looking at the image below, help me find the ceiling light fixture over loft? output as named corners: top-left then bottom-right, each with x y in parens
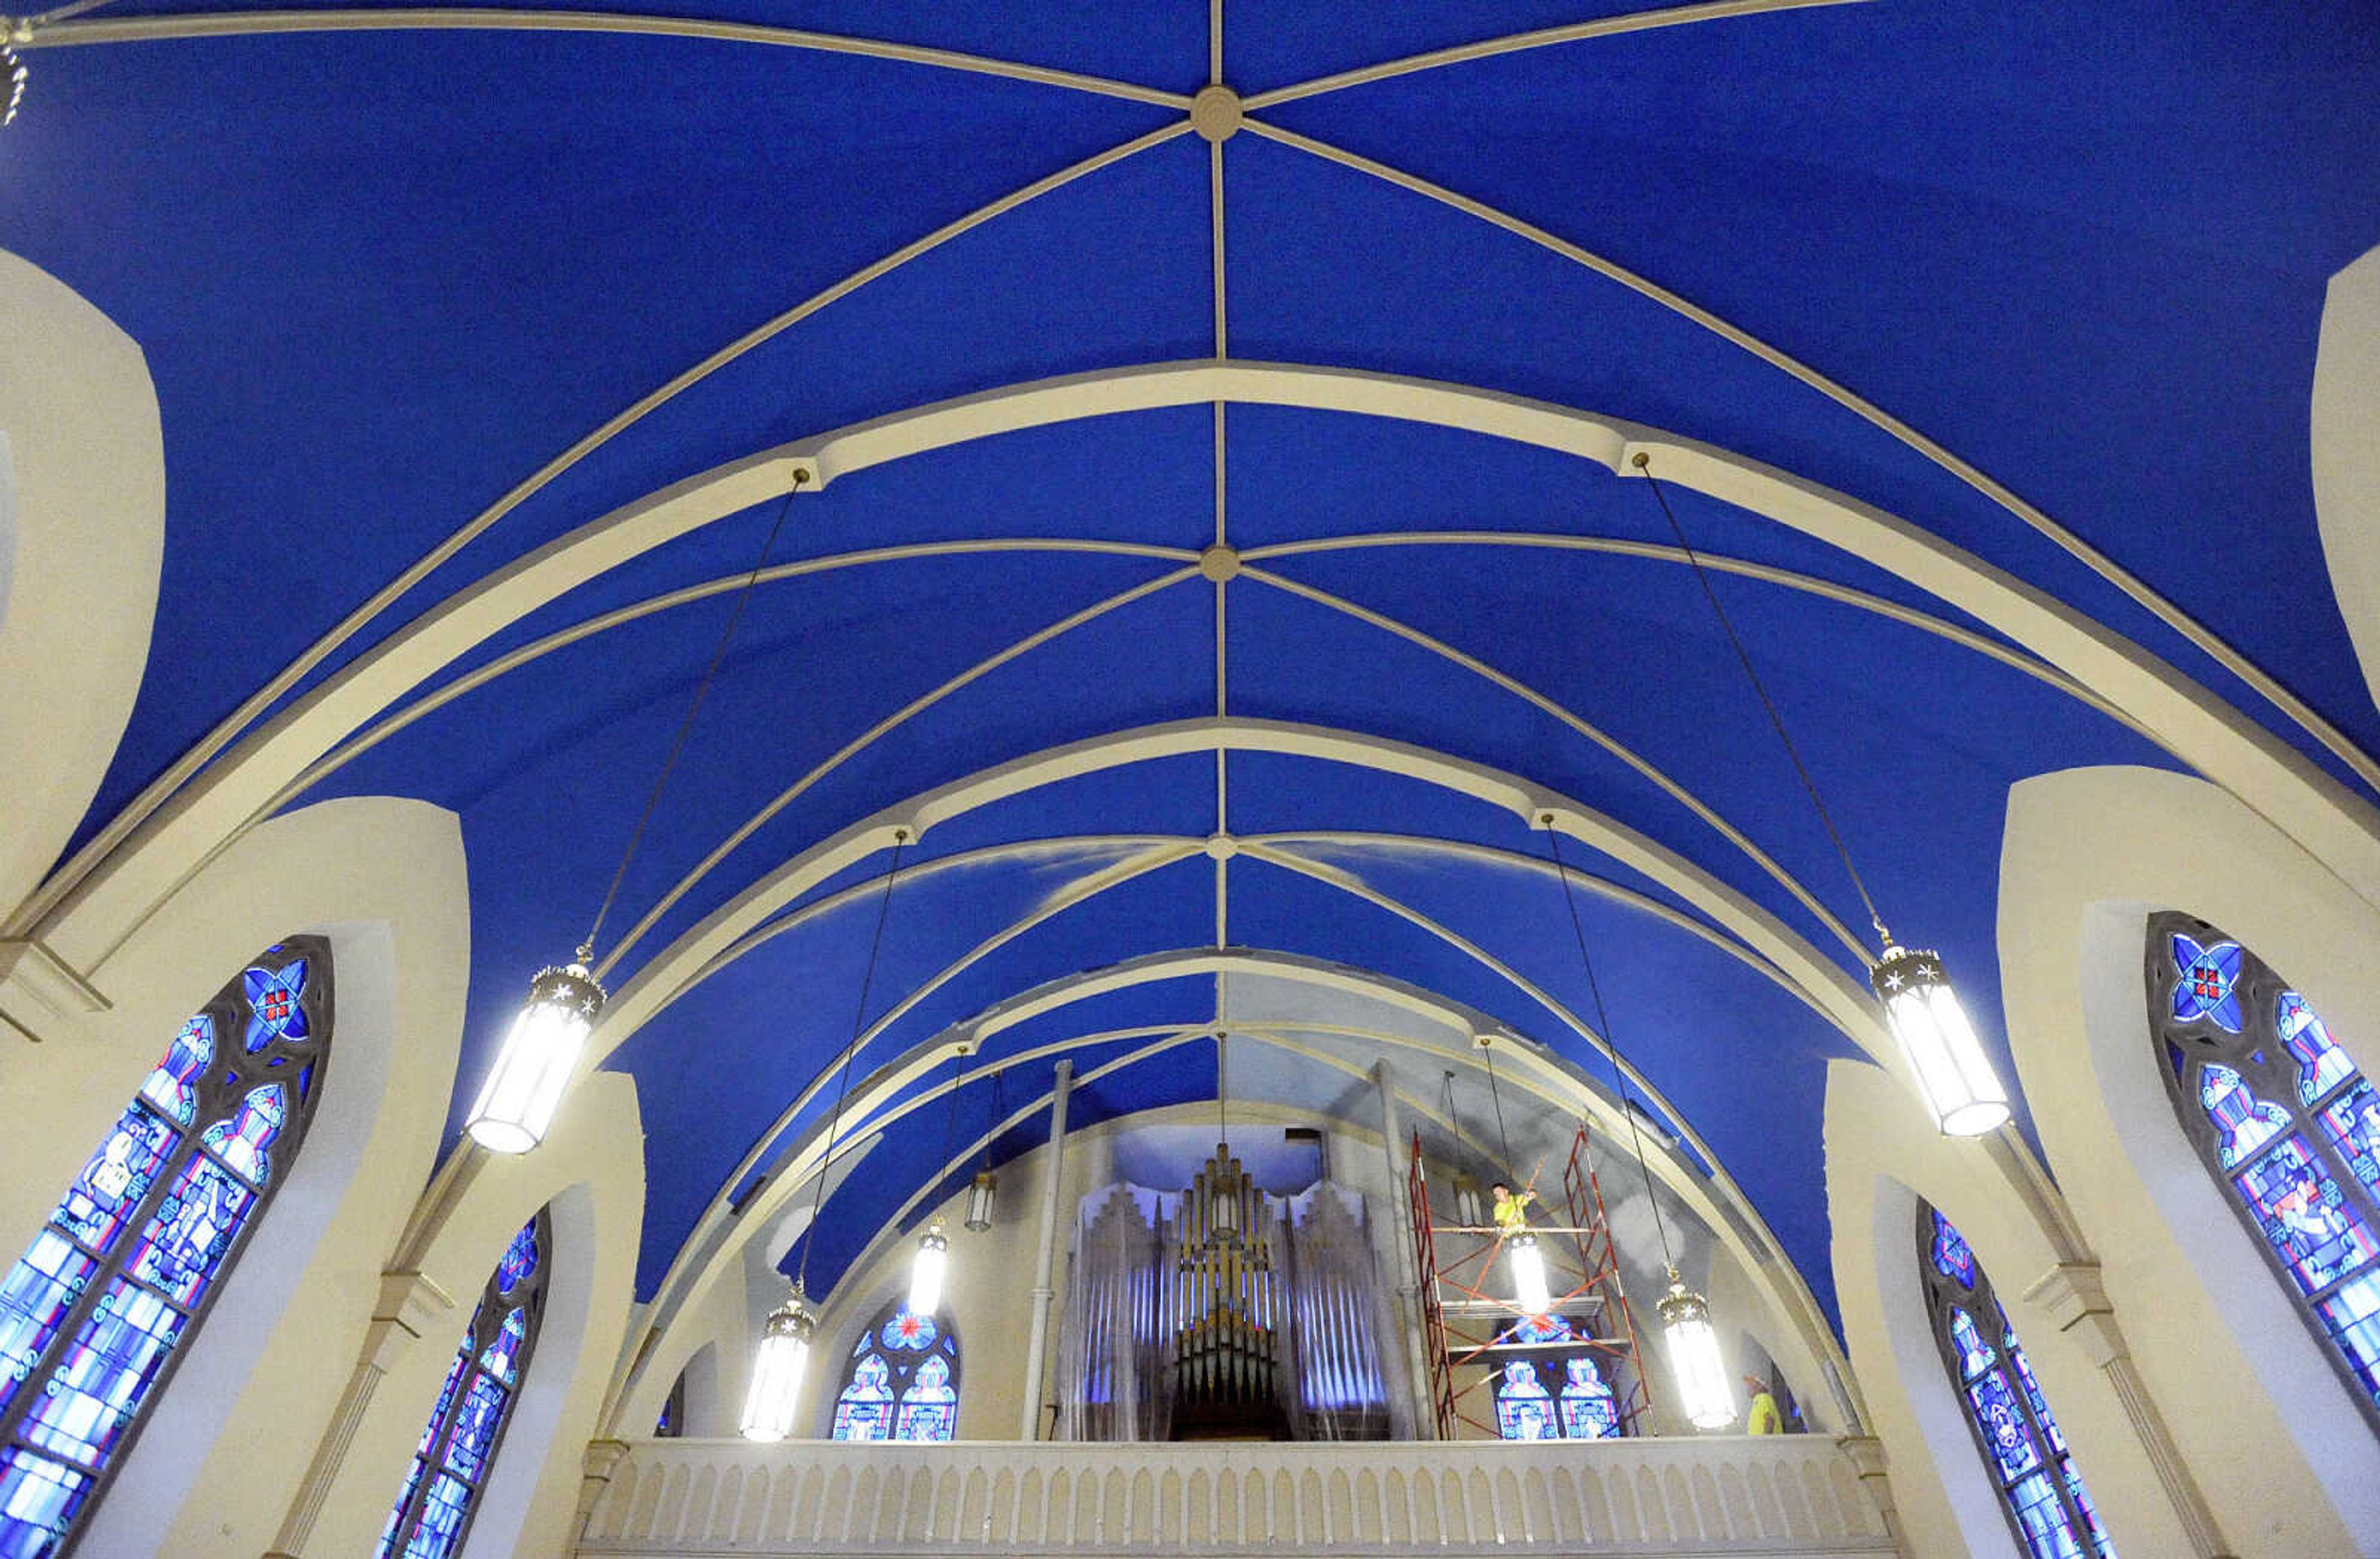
top-left (1545, 816), bottom-right (1735, 1431)
top-left (964, 1065), bottom-right (1000, 1232)
top-left (740, 832), bottom-right (907, 1440)
top-left (1630, 451), bottom-right (2011, 1138)
top-left (465, 470), bottom-right (809, 1154)
top-left (909, 1041), bottom-right (967, 1314)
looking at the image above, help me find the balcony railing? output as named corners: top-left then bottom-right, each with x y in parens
top-left (576, 1434), bottom-right (1897, 1556)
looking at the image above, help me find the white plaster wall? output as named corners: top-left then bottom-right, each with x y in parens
top-left (1824, 1059), bottom-right (2203, 1559)
top-left (0, 249), bottom-right (164, 923)
top-left (2315, 244), bottom-right (2380, 713)
top-left (1999, 763), bottom-right (2380, 1554)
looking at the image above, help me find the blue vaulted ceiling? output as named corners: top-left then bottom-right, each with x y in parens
top-left (7, 1), bottom-right (2377, 1315)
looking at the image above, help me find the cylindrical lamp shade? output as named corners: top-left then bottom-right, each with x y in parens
top-left (1507, 1231), bottom-right (1552, 1315)
top-left (1658, 1281), bottom-right (1737, 1429)
top-left (909, 1224), bottom-right (950, 1315)
top-left (739, 1290), bottom-right (816, 1442)
top-left (464, 961), bottom-right (605, 1154)
top-left (963, 1170), bottom-right (996, 1232)
top-left (1871, 944), bottom-right (2011, 1137)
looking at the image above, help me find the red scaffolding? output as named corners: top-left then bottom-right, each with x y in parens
top-left (1406, 1122), bottom-right (1651, 1440)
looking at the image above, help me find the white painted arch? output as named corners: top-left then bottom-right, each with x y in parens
top-left (33, 361), bottom-right (2380, 991)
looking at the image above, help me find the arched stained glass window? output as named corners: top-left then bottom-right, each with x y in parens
top-left (0, 938), bottom-right (332, 1559)
top-left (379, 1211), bottom-right (548, 1559)
top-left (829, 1301), bottom-right (958, 1442)
top-left (1489, 1313), bottom-right (1624, 1441)
top-left (1918, 1204), bottom-right (2113, 1559)
top-left (2149, 912), bottom-right (2380, 1422)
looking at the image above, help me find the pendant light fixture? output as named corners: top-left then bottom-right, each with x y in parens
top-left (469, 472), bottom-right (808, 1154)
top-left (739, 1284), bottom-right (816, 1443)
top-left (1206, 1032), bottom-right (1245, 1248)
top-left (964, 1067), bottom-right (1000, 1232)
top-left (1546, 819), bottom-right (1735, 1431)
top-left (1631, 452), bottom-right (2009, 1137)
top-left (1507, 1231), bottom-right (1553, 1315)
top-left (738, 830), bottom-right (907, 1441)
top-left (907, 1041), bottom-right (964, 1314)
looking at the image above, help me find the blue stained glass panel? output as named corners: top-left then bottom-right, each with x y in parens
top-left (2200, 1065), bottom-right (2291, 1168)
top-left (2006, 1335), bottom-right (2065, 1454)
top-left (2278, 993), bottom-right (2356, 1105)
top-left (0, 1234), bottom-right (97, 1417)
top-left (2007, 1469), bottom-right (2086, 1559)
top-left (139, 1018), bottom-right (215, 1127)
top-left (2065, 1459), bottom-right (2113, 1557)
top-left (2315, 1268), bottom-right (2380, 1406)
top-left (418, 1331), bottom-right (473, 1457)
top-left (478, 1306), bottom-right (528, 1385)
top-left (1558, 1357), bottom-right (1620, 1439)
top-left (2231, 1135), bottom-right (2380, 1291)
top-left (400, 1471), bottom-right (473, 1559)
top-left (19, 1280), bottom-right (185, 1469)
top-left (1966, 1369), bottom-right (2040, 1481)
top-left (201, 1084), bottom-right (286, 1187)
top-left (1493, 1360), bottom-right (1558, 1441)
top-left (1499, 1312), bottom-right (1574, 1345)
top-left (1947, 1307), bottom-right (1994, 1381)
top-left (494, 1221), bottom-right (539, 1297)
top-left (2318, 1081), bottom-right (2380, 1196)
top-left (440, 1376), bottom-right (509, 1483)
top-left (52, 1107), bottom-right (177, 1253)
top-left (377, 1455), bottom-right (428, 1558)
top-left (1929, 1211), bottom-right (1977, 1289)
top-left (894, 1356), bottom-right (958, 1442)
top-left (0, 1447), bottom-right (90, 1558)
top-left (832, 1354), bottom-right (896, 1441)
top-left (880, 1310), bottom-right (937, 1351)
top-left (2171, 935), bottom-right (2245, 1032)
top-left (241, 961), bottom-right (310, 1052)
top-left (126, 1155), bottom-right (257, 1307)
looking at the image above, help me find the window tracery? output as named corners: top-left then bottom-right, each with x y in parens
top-left (1917, 1204), bottom-right (2112, 1558)
top-left (829, 1301), bottom-right (958, 1442)
top-left (378, 1211), bottom-right (548, 1559)
top-left (2148, 911), bottom-right (2380, 1420)
top-left (0, 938), bottom-right (331, 1559)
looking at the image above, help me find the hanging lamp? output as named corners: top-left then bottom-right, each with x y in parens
top-left (739, 1284), bottom-right (817, 1442)
top-left (1546, 819), bottom-right (1737, 1431)
top-left (1656, 1274), bottom-right (1737, 1430)
top-left (1631, 451), bottom-right (2009, 1137)
top-left (964, 1067), bottom-right (1000, 1231)
top-left (1205, 1033), bottom-right (1245, 1248)
top-left (906, 1042), bottom-right (964, 1312)
top-left (468, 473), bottom-right (808, 1153)
top-left (736, 831), bottom-right (907, 1439)
top-left (1507, 1231), bottom-right (1553, 1315)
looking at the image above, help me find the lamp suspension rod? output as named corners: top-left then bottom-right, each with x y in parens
top-left (1631, 453), bottom-right (1889, 950)
top-left (1481, 1039), bottom-right (1514, 1167)
top-left (1543, 821), bottom-right (1676, 1271)
top-left (580, 475), bottom-right (807, 963)
top-left (795, 831), bottom-right (907, 1291)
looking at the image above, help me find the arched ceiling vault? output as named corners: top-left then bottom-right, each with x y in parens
top-left (10, 2), bottom-right (2374, 1373)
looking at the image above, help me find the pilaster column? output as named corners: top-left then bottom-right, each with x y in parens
top-left (1018, 1059), bottom-right (1073, 1441)
top-left (263, 1269), bottom-right (456, 1559)
top-left (2023, 1261), bottom-right (2235, 1559)
top-left (1372, 1061), bottom-right (1435, 1437)
top-left (573, 1438), bottom-right (633, 1542)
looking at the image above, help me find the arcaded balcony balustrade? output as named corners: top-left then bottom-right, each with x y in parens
top-left (575, 1436), bottom-right (1897, 1557)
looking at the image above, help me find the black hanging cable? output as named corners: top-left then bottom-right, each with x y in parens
top-left (1631, 452), bottom-right (1890, 952)
top-left (934, 1043), bottom-right (964, 1202)
top-left (580, 476), bottom-right (808, 964)
top-left (794, 830), bottom-right (907, 1291)
top-left (1543, 819), bottom-right (1677, 1273)
top-left (984, 1065), bottom-right (1003, 1170)
top-left (1481, 1038), bottom-right (1514, 1169)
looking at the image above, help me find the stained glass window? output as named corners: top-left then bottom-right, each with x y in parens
top-left (1918, 1206), bottom-right (2113, 1559)
top-left (0, 938), bottom-right (331, 1559)
top-left (2149, 912), bottom-right (2380, 1420)
top-left (830, 1301), bottom-right (958, 1442)
top-left (379, 1212), bottom-right (548, 1559)
top-left (1490, 1312), bottom-right (1628, 1441)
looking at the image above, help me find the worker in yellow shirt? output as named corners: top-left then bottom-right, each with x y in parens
top-left (1489, 1180), bottom-right (1535, 1234)
top-left (1745, 1375), bottom-right (1784, 1434)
